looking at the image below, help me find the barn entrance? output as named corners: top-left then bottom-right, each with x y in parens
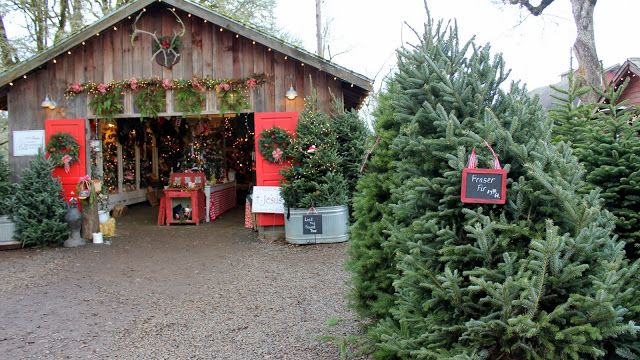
top-left (91, 114), bottom-right (255, 224)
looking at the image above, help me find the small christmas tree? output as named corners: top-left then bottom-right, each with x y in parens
top-left (349, 13), bottom-right (640, 358)
top-left (0, 152), bottom-right (12, 215)
top-left (280, 91), bottom-right (348, 208)
top-left (12, 151), bottom-right (69, 247)
top-left (330, 96), bottom-right (369, 209)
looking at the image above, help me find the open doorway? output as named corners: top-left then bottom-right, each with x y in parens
top-left (91, 114), bottom-right (255, 223)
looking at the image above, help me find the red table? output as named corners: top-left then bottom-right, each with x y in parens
top-left (163, 189), bottom-right (206, 225)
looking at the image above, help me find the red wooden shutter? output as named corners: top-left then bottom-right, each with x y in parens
top-left (44, 119), bottom-right (87, 202)
top-left (254, 112), bottom-right (298, 226)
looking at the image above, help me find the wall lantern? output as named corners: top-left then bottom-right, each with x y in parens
top-left (285, 86), bottom-right (298, 100)
top-left (40, 95), bottom-right (57, 110)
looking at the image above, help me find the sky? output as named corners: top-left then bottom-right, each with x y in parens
top-left (274, 0), bottom-right (640, 92)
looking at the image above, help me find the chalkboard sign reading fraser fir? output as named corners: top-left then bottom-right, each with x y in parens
top-left (461, 168), bottom-right (507, 204)
top-left (461, 142), bottom-right (507, 204)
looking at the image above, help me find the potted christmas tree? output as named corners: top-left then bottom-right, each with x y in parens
top-left (280, 91), bottom-right (350, 244)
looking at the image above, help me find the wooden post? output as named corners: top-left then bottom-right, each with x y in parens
top-left (81, 199), bottom-right (99, 240)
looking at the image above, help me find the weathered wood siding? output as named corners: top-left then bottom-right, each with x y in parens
top-left (621, 76), bottom-right (640, 106)
top-left (7, 7), bottom-right (345, 177)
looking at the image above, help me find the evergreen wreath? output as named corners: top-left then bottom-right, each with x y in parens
top-left (47, 132), bottom-right (80, 170)
top-left (258, 127), bottom-right (292, 163)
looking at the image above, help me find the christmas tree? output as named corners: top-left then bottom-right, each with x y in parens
top-left (346, 81), bottom-right (402, 319)
top-left (552, 77), bottom-right (640, 257)
top-left (280, 91), bottom-right (348, 208)
top-left (330, 96), bottom-right (369, 210)
top-left (0, 152), bottom-right (12, 215)
top-left (349, 15), bottom-right (640, 358)
top-left (12, 151), bottom-right (69, 247)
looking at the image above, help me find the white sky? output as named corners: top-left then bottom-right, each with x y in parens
top-left (275, 0), bottom-right (640, 91)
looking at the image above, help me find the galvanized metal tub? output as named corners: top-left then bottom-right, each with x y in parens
top-left (0, 215), bottom-right (15, 243)
top-left (284, 205), bottom-right (349, 245)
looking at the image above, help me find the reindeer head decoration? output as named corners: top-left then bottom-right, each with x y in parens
top-left (130, 9), bottom-right (186, 69)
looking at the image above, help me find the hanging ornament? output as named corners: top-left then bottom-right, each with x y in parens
top-left (307, 145), bottom-right (317, 153)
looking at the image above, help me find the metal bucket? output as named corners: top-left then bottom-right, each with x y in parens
top-left (0, 215), bottom-right (15, 243)
top-left (284, 205), bottom-right (349, 245)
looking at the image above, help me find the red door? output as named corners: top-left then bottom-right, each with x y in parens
top-left (44, 119), bottom-right (87, 202)
top-left (254, 112), bottom-right (298, 226)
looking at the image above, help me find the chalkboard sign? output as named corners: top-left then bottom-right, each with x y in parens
top-left (303, 214), bottom-right (323, 234)
top-left (461, 168), bottom-right (507, 204)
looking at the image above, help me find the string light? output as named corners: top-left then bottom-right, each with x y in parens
top-left (113, 26), bottom-right (118, 31)
top-left (23, 75), bottom-right (27, 79)
top-left (188, 13), bottom-right (191, 17)
top-left (9, 82), bottom-right (13, 86)
top-left (284, 56), bottom-right (288, 60)
top-left (82, 41), bottom-right (85, 45)
top-left (67, 51), bottom-right (71, 55)
top-left (268, 48), bottom-right (272, 52)
top-left (252, 41), bottom-right (256, 45)
top-left (53, 59), bottom-right (57, 64)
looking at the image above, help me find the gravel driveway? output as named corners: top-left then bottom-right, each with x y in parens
top-left (0, 205), bottom-right (364, 359)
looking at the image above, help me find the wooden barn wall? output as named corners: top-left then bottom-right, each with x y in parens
top-left (620, 76), bottom-right (640, 106)
top-left (7, 7), bottom-right (344, 177)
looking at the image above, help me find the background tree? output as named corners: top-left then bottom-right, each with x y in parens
top-left (12, 150), bottom-right (68, 247)
top-left (0, 151), bottom-right (11, 215)
top-left (502, 0), bottom-right (600, 103)
top-left (349, 10), bottom-right (640, 358)
top-left (329, 96), bottom-right (368, 211)
top-left (552, 77), bottom-right (640, 258)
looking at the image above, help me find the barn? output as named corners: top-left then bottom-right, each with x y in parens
top-left (0, 0), bottom-right (371, 231)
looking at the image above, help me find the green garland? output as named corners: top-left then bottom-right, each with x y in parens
top-left (175, 86), bottom-right (206, 114)
top-left (134, 86), bottom-right (166, 118)
top-left (89, 87), bottom-right (124, 119)
top-left (258, 127), bottom-right (293, 163)
top-left (47, 132), bottom-right (80, 168)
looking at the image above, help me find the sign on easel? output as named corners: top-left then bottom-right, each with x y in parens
top-left (252, 186), bottom-right (285, 213)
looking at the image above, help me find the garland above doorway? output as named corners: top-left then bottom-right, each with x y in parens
top-left (64, 74), bottom-right (269, 116)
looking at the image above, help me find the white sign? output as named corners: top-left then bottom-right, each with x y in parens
top-left (13, 130), bottom-right (45, 156)
top-left (252, 186), bottom-right (285, 214)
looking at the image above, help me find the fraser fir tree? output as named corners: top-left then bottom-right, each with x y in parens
top-left (280, 91), bottom-right (348, 208)
top-left (349, 14), bottom-right (640, 359)
top-left (552, 78), bottom-right (640, 257)
top-left (12, 151), bottom-right (69, 247)
top-left (347, 81), bottom-right (402, 318)
top-left (330, 96), bottom-right (368, 208)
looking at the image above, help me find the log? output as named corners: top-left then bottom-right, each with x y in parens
top-left (81, 200), bottom-right (99, 240)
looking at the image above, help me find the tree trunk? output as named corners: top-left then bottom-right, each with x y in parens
top-left (0, 15), bottom-right (18, 69)
top-left (53, 0), bottom-right (69, 44)
top-left (315, 0), bottom-right (323, 57)
top-left (70, 0), bottom-right (83, 33)
top-left (81, 200), bottom-right (99, 240)
top-left (571, 0), bottom-right (600, 103)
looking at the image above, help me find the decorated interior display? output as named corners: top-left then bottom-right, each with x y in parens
top-left (258, 126), bottom-right (293, 163)
top-left (130, 8), bottom-right (185, 68)
top-left (460, 141), bottom-right (507, 204)
top-left (46, 132), bottom-right (80, 173)
top-left (225, 114), bottom-right (254, 182)
top-left (101, 123), bottom-right (118, 193)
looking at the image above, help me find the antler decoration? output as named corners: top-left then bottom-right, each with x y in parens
top-left (130, 8), bottom-right (186, 68)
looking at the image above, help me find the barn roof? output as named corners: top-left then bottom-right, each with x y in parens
top-left (0, 0), bottom-right (372, 108)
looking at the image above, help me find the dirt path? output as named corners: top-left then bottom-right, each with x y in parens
top-left (0, 205), bottom-right (363, 359)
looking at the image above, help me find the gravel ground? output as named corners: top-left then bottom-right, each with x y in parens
top-left (0, 204), bottom-right (366, 359)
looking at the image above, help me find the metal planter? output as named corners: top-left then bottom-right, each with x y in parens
top-left (0, 215), bottom-right (15, 243)
top-left (284, 205), bottom-right (349, 245)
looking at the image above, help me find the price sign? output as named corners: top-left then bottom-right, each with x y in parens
top-left (461, 168), bottom-right (507, 204)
